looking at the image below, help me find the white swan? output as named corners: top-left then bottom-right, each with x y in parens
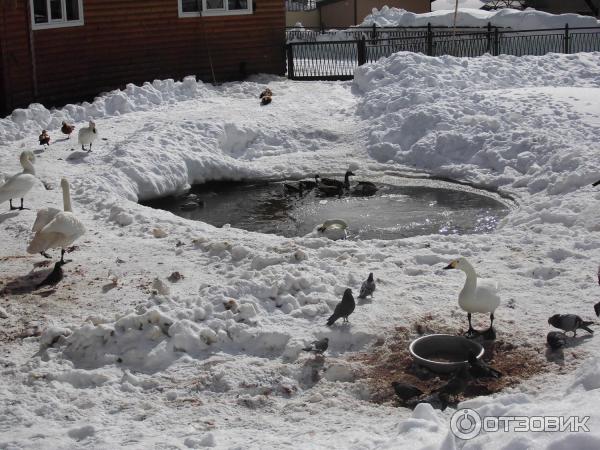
top-left (315, 219), bottom-right (348, 241)
top-left (27, 178), bottom-right (86, 262)
top-left (78, 120), bottom-right (98, 152)
top-left (0, 151), bottom-right (37, 210)
top-left (444, 257), bottom-right (500, 338)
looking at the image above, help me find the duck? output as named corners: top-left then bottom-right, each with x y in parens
top-left (299, 175), bottom-right (320, 191)
top-left (0, 151), bottom-right (37, 210)
top-left (61, 121), bottom-right (75, 138)
top-left (27, 178), bottom-right (86, 263)
top-left (317, 183), bottom-right (343, 198)
top-left (320, 170), bottom-right (354, 189)
top-left (78, 120), bottom-right (98, 152)
top-left (443, 257), bottom-right (500, 339)
top-left (39, 130), bottom-right (50, 147)
top-left (316, 219), bottom-right (348, 240)
top-left (283, 182), bottom-right (303, 197)
top-left (351, 181), bottom-right (378, 196)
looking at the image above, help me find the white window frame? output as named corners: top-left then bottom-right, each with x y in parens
top-left (30, 0), bottom-right (84, 30)
top-left (178, 0), bottom-right (253, 18)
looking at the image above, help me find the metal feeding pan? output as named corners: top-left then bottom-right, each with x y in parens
top-left (409, 334), bottom-right (484, 374)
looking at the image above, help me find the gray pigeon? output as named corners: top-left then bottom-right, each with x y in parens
top-left (326, 288), bottom-right (355, 326)
top-left (391, 382), bottom-right (423, 402)
top-left (547, 331), bottom-right (567, 350)
top-left (303, 337), bottom-right (329, 354)
top-left (548, 314), bottom-right (593, 336)
top-left (358, 272), bottom-right (376, 299)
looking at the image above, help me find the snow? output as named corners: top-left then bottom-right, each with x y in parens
top-left (2, 40), bottom-right (600, 450)
top-left (360, 6), bottom-right (600, 29)
top-left (431, 0), bottom-right (487, 11)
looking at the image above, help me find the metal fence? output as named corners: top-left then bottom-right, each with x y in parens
top-left (286, 24), bottom-right (600, 80)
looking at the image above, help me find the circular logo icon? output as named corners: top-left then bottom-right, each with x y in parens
top-left (450, 408), bottom-right (482, 440)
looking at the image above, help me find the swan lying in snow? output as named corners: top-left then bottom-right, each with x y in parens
top-left (444, 257), bottom-right (500, 339)
top-left (27, 178), bottom-right (86, 262)
top-left (0, 151), bottom-right (37, 210)
top-left (78, 120), bottom-right (97, 152)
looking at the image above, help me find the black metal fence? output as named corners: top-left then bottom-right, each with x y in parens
top-left (286, 23), bottom-right (600, 80)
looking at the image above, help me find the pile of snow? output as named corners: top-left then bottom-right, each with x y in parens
top-left (361, 6), bottom-right (600, 29)
top-left (431, 0), bottom-right (486, 11)
top-left (0, 76), bottom-right (214, 144)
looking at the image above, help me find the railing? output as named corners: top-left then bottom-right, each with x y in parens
top-left (285, 0), bottom-right (317, 11)
top-left (286, 23), bottom-right (600, 80)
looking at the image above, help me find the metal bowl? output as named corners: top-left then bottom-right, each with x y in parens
top-left (409, 334), bottom-right (484, 374)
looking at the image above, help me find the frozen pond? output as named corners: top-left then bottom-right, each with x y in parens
top-left (141, 179), bottom-right (511, 240)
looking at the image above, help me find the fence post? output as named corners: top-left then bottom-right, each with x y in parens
top-left (371, 23), bottom-right (377, 44)
top-left (427, 22), bottom-right (433, 56)
top-left (357, 36), bottom-right (366, 65)
top-left (493, 27), bottom-right (499, 56)
top-left (486, 22), bottom-right (492, 54)
top-left (564, 23), bottom-right (570, 54)
top-left (286, 44), bottom-right (295, 79)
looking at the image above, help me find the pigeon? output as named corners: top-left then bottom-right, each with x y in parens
top-left (391, 382), bottom-right (423, 402)
top-left (61, 121), bottom-right (75, 138)
top-left (37, 260), bottom-right (66, 288)
top-left (303, 337), bottom-right (329, 354)
top-left (594, 302), bottom-right (600, 318)
top-left (39, 130), bottom-right (50, 147)
top-left (326, 288), bottom-right (355, 326)
top-left (435, 366), bottom-right (470, 400)
top-left (546, 331), bottom-right (567, 350)
top-left (467, 352), bottom-right (502, 379)
top-left (358, 272), bottom-right (376, 299)
top-left (548, 314), bottom-right (593, 336)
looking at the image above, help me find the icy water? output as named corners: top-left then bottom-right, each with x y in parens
top-left (141, 180), bottom-right (511, 240)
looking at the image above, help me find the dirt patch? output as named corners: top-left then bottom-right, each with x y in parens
top-left (351, 314), bottom-right (549, 408)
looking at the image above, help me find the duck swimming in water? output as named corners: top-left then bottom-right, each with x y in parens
top-left (320, 171), bottom-right (354, 190)
top-left (352, 181), bottom-right (378, 196)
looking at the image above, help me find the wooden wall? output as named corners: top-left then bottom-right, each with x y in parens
top-left (1, 0), bottom-right (35, 114)
top-left (1, 0), bottom-right (285, 115)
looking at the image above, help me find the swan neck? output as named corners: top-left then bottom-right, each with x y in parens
top-left (63, 182), bottom-right (72, 212)
top-left (21, 155), bottom-right (35, 175)
top-left (461, 263), bottom-right (477, 291)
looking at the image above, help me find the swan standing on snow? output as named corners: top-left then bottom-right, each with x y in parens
top-left (78, 120), bottom-right (97, 152)
top-left (27, 178), bottom-right (86, 262)
top-left (0, 151), bottom-right (37, 210)
top-left (444, 257), bottom-right (500, 339)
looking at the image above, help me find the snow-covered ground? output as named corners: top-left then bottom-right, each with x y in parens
top-left (2, 50), bottom-right (600, 449)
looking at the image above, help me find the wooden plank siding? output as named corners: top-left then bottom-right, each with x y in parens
top-left (1, 0), bottom-right (35, 114)
top-left (1, 0), bottom-right (285, 115)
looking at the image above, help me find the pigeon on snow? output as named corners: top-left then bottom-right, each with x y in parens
top-left (548, 314), bottom-right (593, 336)
top-left (358, 272), bottom-right (376, 299)
top-left (326, 288), bottom-right (355, 326)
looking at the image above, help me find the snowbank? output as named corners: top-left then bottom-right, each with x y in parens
top-left (361, 6), bottom-right (600, 29)
top-left (431, 0), bottom-right (486, 11)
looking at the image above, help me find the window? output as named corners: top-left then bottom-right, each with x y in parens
top-left (178, 0), bottom-right (252, 17)
top-left (31, 0), bottom-right (84, 29)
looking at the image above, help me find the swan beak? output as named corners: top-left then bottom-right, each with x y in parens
top-left (443, 261), bottom-right (457, 270)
